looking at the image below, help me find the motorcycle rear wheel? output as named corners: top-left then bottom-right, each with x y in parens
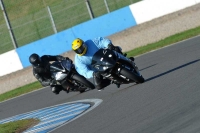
top-left (120, 67), bottom-right (145, 83)
top-left (72, 73), bottom-right (95, 90)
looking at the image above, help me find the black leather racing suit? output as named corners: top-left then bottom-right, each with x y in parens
top-left (32, 55), bottom-right (72, 94)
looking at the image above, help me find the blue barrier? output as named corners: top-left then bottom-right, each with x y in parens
top-left (16, 6), bottom-right (136, 68)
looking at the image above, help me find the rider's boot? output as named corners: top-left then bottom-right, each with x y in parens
top-left (93, 72), bottom-right (103, 90)
top-left (51, 85), bottom-right (62, 95)
top-left (93, 72), bottom-right (110, 91)
top-left (116, 83), bottom-right (120, 88)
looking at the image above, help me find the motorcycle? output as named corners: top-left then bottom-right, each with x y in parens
top-left (50, 59), bottom-right (95, 93)
top-left (91, 49), bottom-right (145, 88)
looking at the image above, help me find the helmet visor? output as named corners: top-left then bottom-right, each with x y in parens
top-left (32, 57), bottom-right (41, 66)
top-left (74, 44), bottom-right (86, 54)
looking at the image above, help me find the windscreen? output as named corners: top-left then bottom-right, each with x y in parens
top-left (91, 49), bottom-right (117, 72)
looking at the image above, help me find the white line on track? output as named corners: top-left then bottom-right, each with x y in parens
top-left (0, 99), bottom-right (102, 133)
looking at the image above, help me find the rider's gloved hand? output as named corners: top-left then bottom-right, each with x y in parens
top-left (114, 46), bottom-right (122, 54)
top-left (108, 44), bottom-right (123, 54)
top-left (56, 55), bottom-right (66, 61)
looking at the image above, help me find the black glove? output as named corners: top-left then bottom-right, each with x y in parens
top-left (108, 44), bottom-right (123, 54)
top-left (114, 46), bottom-right (122, 54)
top-left (56, 55), bottom-right (66, 61)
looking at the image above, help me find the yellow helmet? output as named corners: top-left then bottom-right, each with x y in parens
top-left (72, 38), bottom-right (87, 56)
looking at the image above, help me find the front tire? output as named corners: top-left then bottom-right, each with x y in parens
top-left (72, 73), bottom-right (95, 89)
top-left (120, 67), bottom-right (144, 83)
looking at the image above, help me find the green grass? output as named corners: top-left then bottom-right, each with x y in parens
top-left (0, 25), bottom-right (200, 133)
top-left (0, 118), bottom-right (40, 133)
top-left (0, 81), bottom-right (42, 102)
top-left (126, 26), bottom-right (200, 57)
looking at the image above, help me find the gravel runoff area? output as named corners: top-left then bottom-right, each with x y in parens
top-left (0, 3), bottom-right (200, 94)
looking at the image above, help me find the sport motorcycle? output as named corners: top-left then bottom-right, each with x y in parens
top-left (50, 59), bottom-right (95, 93)
top-left (91, 49), bottom-right (145, 88)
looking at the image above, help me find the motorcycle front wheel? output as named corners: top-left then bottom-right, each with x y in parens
top-left (120, 67), bottom-right (145, 83)
top-left (72, 73), bottom-right (95, 90)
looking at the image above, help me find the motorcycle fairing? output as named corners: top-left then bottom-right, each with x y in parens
top-left (50, 60), bottom-right (70, 81)
top-left (52, 72), bottom-right (67, 81)
top-left (50, 61), bottom-right (64, 72)
top-left (91, 49), bottom-right (117, 72)
top-left (61, 60), bottom-right (74, 71)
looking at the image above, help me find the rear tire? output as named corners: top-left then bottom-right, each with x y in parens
top-left (72, 73), bottom-right (95, 89)
top-left (120, 68), bottom-right (145, 83)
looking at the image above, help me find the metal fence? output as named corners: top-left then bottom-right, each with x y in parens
top-left (0, 0), bottom-right (140, 54)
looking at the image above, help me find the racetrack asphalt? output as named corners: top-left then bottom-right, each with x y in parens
top-left (0, 36), bottom-right (200, 133)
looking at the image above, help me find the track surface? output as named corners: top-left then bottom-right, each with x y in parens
top-left (0, 36), bottom-right (200, 133)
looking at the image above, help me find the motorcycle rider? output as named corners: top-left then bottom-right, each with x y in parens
top-left (29, 53), bottom-right (73, 94)
top-left (71, 37), bottom-right (135, 90)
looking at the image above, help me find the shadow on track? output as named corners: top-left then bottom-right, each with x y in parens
top-left (140, 64), bottom-right (157, 71)
top-left (145, 59), bottom-right (200, 82)
top-left (80, 59), bottom-right (199, 93)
